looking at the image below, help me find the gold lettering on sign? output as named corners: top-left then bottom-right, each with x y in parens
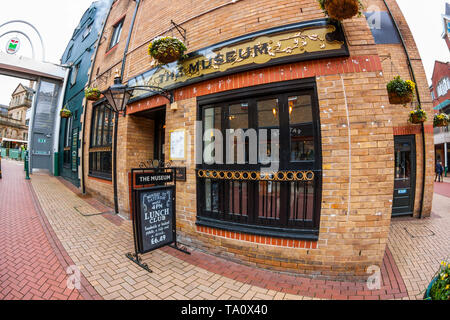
top-left (131, 25), bottom-right (344, 98)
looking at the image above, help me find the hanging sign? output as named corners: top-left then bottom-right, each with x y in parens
top-left (136, 185), bottom-right (175, 254)
top-left (71, 129), bottom-right (78, 172)
top-left (129, 19), bottom-right (348, 102)
top-left (6, 37), bottom-right (20, 55)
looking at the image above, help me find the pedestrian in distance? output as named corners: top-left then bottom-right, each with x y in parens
top-left (435, 160), bottom-right (444, 183)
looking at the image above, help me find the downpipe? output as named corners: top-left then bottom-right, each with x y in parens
top-left (383, 0), bottom-right (426, 219)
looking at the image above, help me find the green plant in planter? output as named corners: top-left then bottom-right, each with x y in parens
top-left (317, 0), bottom-right (364, 21)
top-left (408, 106), bottom-right (427, 124)
top-left (433, 113), bottom-right (449, 127)
top-left (60, 105), bottom-right (72, 118)
top-left (424, 260), bottom-right (450, 300)
top-left (148, 36), bottom-right (187, 65)
top-left (387, 76), bottom-right (415, 105)
top-left (85, 87), bottom-right (101, 101)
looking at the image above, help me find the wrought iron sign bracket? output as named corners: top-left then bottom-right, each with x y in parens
top-left (125, 252), bottom-right (152, 273)
top-left (170, 20), bottom-right (186, 43)
top-left (130, 85), bottom-right (174, 104)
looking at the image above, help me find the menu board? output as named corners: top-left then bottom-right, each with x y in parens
top-left (169, 129), bottom-right (186, 160)
top-left (136, 186), bottom-right (175, 254)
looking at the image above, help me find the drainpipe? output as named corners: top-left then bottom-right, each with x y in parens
top-left (383, 0), bottom-right (426, 219)
top-left (120, 0), bottom-right (141, 80)
top-left (112, 0), bottom-right (141, 214)
top-left (81, 2), bottom-right (114, 194)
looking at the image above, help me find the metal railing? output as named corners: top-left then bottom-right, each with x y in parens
top-left (197, 170), bottom-right (321, 234)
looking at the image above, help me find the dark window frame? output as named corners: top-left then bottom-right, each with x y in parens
top-left (89, 103), bottom-right (113, 180)
top-left (196, 78), bottom-right (323, 240)
top-left (108, 18), bottom-right (124, 50)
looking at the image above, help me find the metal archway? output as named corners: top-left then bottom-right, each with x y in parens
top-left (0, 20), bottom-right (45, 61)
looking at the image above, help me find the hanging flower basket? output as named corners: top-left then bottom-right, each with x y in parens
top-left (408, 106), bottom-right (427, 124)
top-left (148, 36), bottom-right (187, 65)
top-left (60, 106), bottom-right (72, 119)
top-left (387, 76), bottom-right (415, 105)
top-left (433, 113), bottom-right (449, 127)
top-left (317, 0), bottom-right (364, 21)
top-left (85, 87), bottom-right (101, 101)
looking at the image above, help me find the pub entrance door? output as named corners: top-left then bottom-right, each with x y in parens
top-left (153, 107), bottom-right (166, 163)
top-left (392, 135), bottom-right (416, 217)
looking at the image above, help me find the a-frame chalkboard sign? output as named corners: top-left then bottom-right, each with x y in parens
top-left (126, 163), bottom-right (190, 273)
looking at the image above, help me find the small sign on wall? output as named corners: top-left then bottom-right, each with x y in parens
top-left (169, 129), bottom-right (186, 160)
top-left (6, 37), bottom-right (20, 55)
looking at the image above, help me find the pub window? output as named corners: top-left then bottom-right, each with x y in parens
top-left (63, 117), bottom-right (72, 167)
top-left (109, 19), bottom-right (124, 50)
top-left (196, 80), bottom-right (322, 240)
top-left (89, 104), bottom-right (113, 180)
top-left (70, 63), bottom-right (80, 86)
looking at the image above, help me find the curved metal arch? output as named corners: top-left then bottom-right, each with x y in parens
top-left (0, 20), bottom-right (45, 61)
top-left (0, 30), bottom-right (35, 59)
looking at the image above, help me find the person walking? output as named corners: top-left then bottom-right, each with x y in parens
top-left (435, 160), bottom-right (444, 182)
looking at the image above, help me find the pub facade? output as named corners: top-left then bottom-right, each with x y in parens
top-left (80, 0), bottom-right (435, 280)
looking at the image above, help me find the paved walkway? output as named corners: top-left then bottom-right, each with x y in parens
top-left (434, 180), bottom-right (450, 198)
top-left (0, 160), bottom-right (97, 300)
top-left (1, 158), bottom-right (449, 300)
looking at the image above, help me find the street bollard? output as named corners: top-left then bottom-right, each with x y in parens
top-left (25, 151), bottom-right (30, 180)
top-left (0, 155), bottom-right (2, 179)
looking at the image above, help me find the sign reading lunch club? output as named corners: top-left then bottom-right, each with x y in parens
top-left (137, 186), bottom-right (175, 253)
top-left (128, 20), bottom-right (348, 101)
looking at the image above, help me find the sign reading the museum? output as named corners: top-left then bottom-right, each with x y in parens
top-left (135, 172), bottom-right (174, 186)
top-left (136, 186), bottom-right (175, 254)
top-left (129, 19), bottom-right (348, 101)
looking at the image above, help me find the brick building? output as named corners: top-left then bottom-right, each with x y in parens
top-left (431, 61), bottom-right (449, 171)
top-left (0, 83), bottom-right (33, 150)
top-left (57, 1), bottom-right (109, 187)
top-left (79, 0), bottom-right (435, 280)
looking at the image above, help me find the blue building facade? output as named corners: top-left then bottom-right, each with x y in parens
top-left (58, 2), bottom-right (107, 187)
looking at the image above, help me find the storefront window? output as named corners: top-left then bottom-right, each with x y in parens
top-left (289, 95), bottom-right (315, 162)
top-left (196, 81), bottom-right (322, 239)
top-left (89, 104), bottom-right (113, 179)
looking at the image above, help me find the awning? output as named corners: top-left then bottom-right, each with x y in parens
top-left (434, 99), bottom-right (450, 111)
top-left (0, 137), bottom-right (28, 144)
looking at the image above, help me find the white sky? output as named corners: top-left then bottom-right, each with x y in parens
top-left (0, 0), bottom-right (449, 105)
top-left (0, 0), bottom-right (95, 105)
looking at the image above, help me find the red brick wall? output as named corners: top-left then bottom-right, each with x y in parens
top-left (430, 61), bottom-right (450, 109)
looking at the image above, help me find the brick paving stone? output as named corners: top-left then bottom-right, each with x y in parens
top-left (1, 159), bottom-right (446, 300)
top-left (0, 160), bottom-right (88, 300)
top-left (387, 192), bottom-right (450, 300)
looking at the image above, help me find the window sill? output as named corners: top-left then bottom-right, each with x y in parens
top-left (105, 44), bottom-right (118, 56)
top-left (88, 174), bottom-right (112, 183)
top-left (196, 216), bottom-right (319, 241)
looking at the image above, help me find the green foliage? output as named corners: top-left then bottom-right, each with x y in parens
top-left (408, 106), bottom-right (427, 123)
top-left (428, 261), bottom-right (450, 300)
top-left (387, 76), bottom-right (415, 97)
top-left (433, 113), bottom-right (450, 127)
top-left (148, 36), bottom-right (187, 63)
top-left (85, 87), bottom-right (101, 100)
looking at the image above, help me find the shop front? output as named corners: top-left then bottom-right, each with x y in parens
top-left (84, 0), bottom-right (435, 280)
